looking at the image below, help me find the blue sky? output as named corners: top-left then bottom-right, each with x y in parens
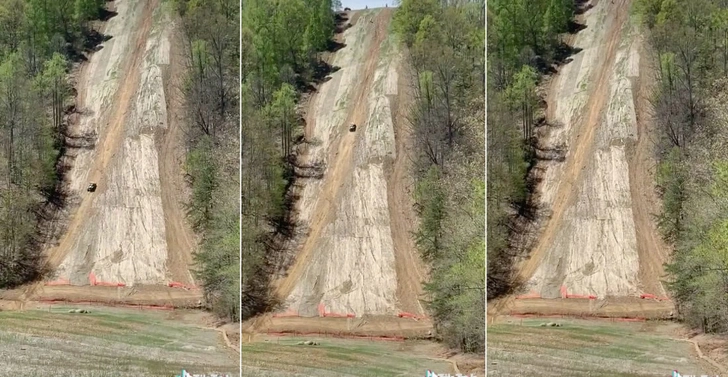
top-left (340, 0), bottom-right (398, 10)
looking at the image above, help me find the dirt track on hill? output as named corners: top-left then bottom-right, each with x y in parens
top-left (271, 8), bottom-right (426, 322)
top-left (12, 0), bottom-right (197, 307)
top-left (512, 0), bottom-right (668, 308)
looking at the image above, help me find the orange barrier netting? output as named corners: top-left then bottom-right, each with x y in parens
top-left (566, 294), bottom-right (597, 299)
top-left (95, 281), bottom-right (126, 287)
top-left (88, 272), bottom-right (125, 287)
top-left (559, 286), bottom-right (597, 300)
top-left (323, 312), bottom-right (356, 318)
top-left (45, 278), bottom-right (70, 286)
top-left (317, 302), bottom-right (355, 318)
top-left (516, 292), bottom-right (541, 299)
top-left (272, 309), bottom-right (300, 318)
top-left (397, 312), bottom-right (428, 320)
top-left (640, 293), bottom-right (671, 301)
top-left (168, 281), bottom-right (198, 290)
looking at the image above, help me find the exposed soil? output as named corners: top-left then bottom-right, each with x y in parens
top-left (514, 0), bottom-right (668, 304)
top-left (490, 296), bottom-right (674, 320)
top-left (9, 0), bottom-right (198, 308)
top-left (244, 314), bottom-right (434, 339)
top-left (627, 33), bottom-right (670, 297)
top-left (158, 8), bottom-right (197, 286)
top-left (387, 56), bottom-right (427, 315)
top-left (271, 8), bottom-right (427, 321)
top-left (2, 285), bottom-right (202, 308)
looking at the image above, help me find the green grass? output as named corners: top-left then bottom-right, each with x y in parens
top-left (242, 336), bottom-right (452, 377)
top-left (488, 318), bottom-right (710, 377)
top-left (0, 306), bottom-right (237, 377)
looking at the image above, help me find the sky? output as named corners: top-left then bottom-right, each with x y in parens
top-left (340, 0), bottom-right (398, 10)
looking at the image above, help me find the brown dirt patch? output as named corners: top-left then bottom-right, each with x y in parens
top-left (158, 10), bottom-right (197, 286)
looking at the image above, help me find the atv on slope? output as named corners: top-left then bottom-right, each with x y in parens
top-left (87, 183), bottom-right (97, 192)
top-left (349, 124), bottom-right (357, 132)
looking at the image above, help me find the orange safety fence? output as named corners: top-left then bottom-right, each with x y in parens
top-left (95, 281), bottom-right (127, 287)
top-left (397, 312), bottom-right (428, 320)
top-left (560, 286), bottom-right (597, 299)
top-left (89, 272), bottom-right (125, 287)
top-left (45, 278), bottom-right (70, 286)
top-left (317, 302), bottom-right (355, 318)
top-left (168, 281), bottom-right (198, 290)
top-left (566, 294), bottom-right (597, 299)
top-left (640, 293), bottom-right (671, 301)
top-left (323, 312), bottom-right (356, 318)
top-left (516, 292), bottom-right (541, 299)
top-left (272, 309), bottom-right (300, 318)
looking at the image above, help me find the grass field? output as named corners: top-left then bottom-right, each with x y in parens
top-left (488, 317), bottom-right (714, 377)
top-left (0, 305), bottom-right (237, 376)
top-left (242, 335), bottom-right (454, 377)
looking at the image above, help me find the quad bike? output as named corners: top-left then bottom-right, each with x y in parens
top-left (87, 183), bottom-right (97, 192)
top-left (349, 124), bottom-right (357, 132)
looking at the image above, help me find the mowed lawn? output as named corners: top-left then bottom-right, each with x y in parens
top-left (242, 335), bottom-right (453, 377)
top-left (0, 305), bottom-right (237, 377)
top-left (488, 317), bottom-right (714, 377)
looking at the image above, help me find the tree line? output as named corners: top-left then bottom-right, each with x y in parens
top-left (0, 0), bottom-right (106, 288)
top-left (635, 0), bottom-right (728, 333)
top-left (241, 0), bottom-right (341, 321)
top-left (170, 0), bottom-right (240, 321)
top-left (393, 0), bottom-right (486, 353)
top-left (487, 0), bottom-right (575, 299)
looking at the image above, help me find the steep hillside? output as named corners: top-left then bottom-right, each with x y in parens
top-left (498, 0), bottom-right (672, 319)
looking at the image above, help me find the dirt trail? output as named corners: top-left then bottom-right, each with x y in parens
top-left (18, 0), bottom-right (197, 305)
top-left (159, 11), bottom-right (197, 286)
top-left (512, 0), bottom-right (668, 305)
top-left (270, 8), bottom-right (426, 323)
top-left (520, 0), bottom-right (630, 289)
top-left (628, 35), bottom-right (669, 297)
top-left (388, 61), bottom-right (427, 315)
top-left (37, 0), bottom-right (156, 287)
top-left (501, 0), bottom-right (671, 319)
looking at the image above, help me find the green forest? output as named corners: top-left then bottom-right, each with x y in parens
top-left (634, 0), bottom-right (728, 333)
top-left (0, 0), bottom-right (107, 288)
top-left (392, 0), bottom-right (485, 353)
top-left (171, 0), bottom-right (240, 321)
top-left (486, 0), bottom-right (575, 298)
